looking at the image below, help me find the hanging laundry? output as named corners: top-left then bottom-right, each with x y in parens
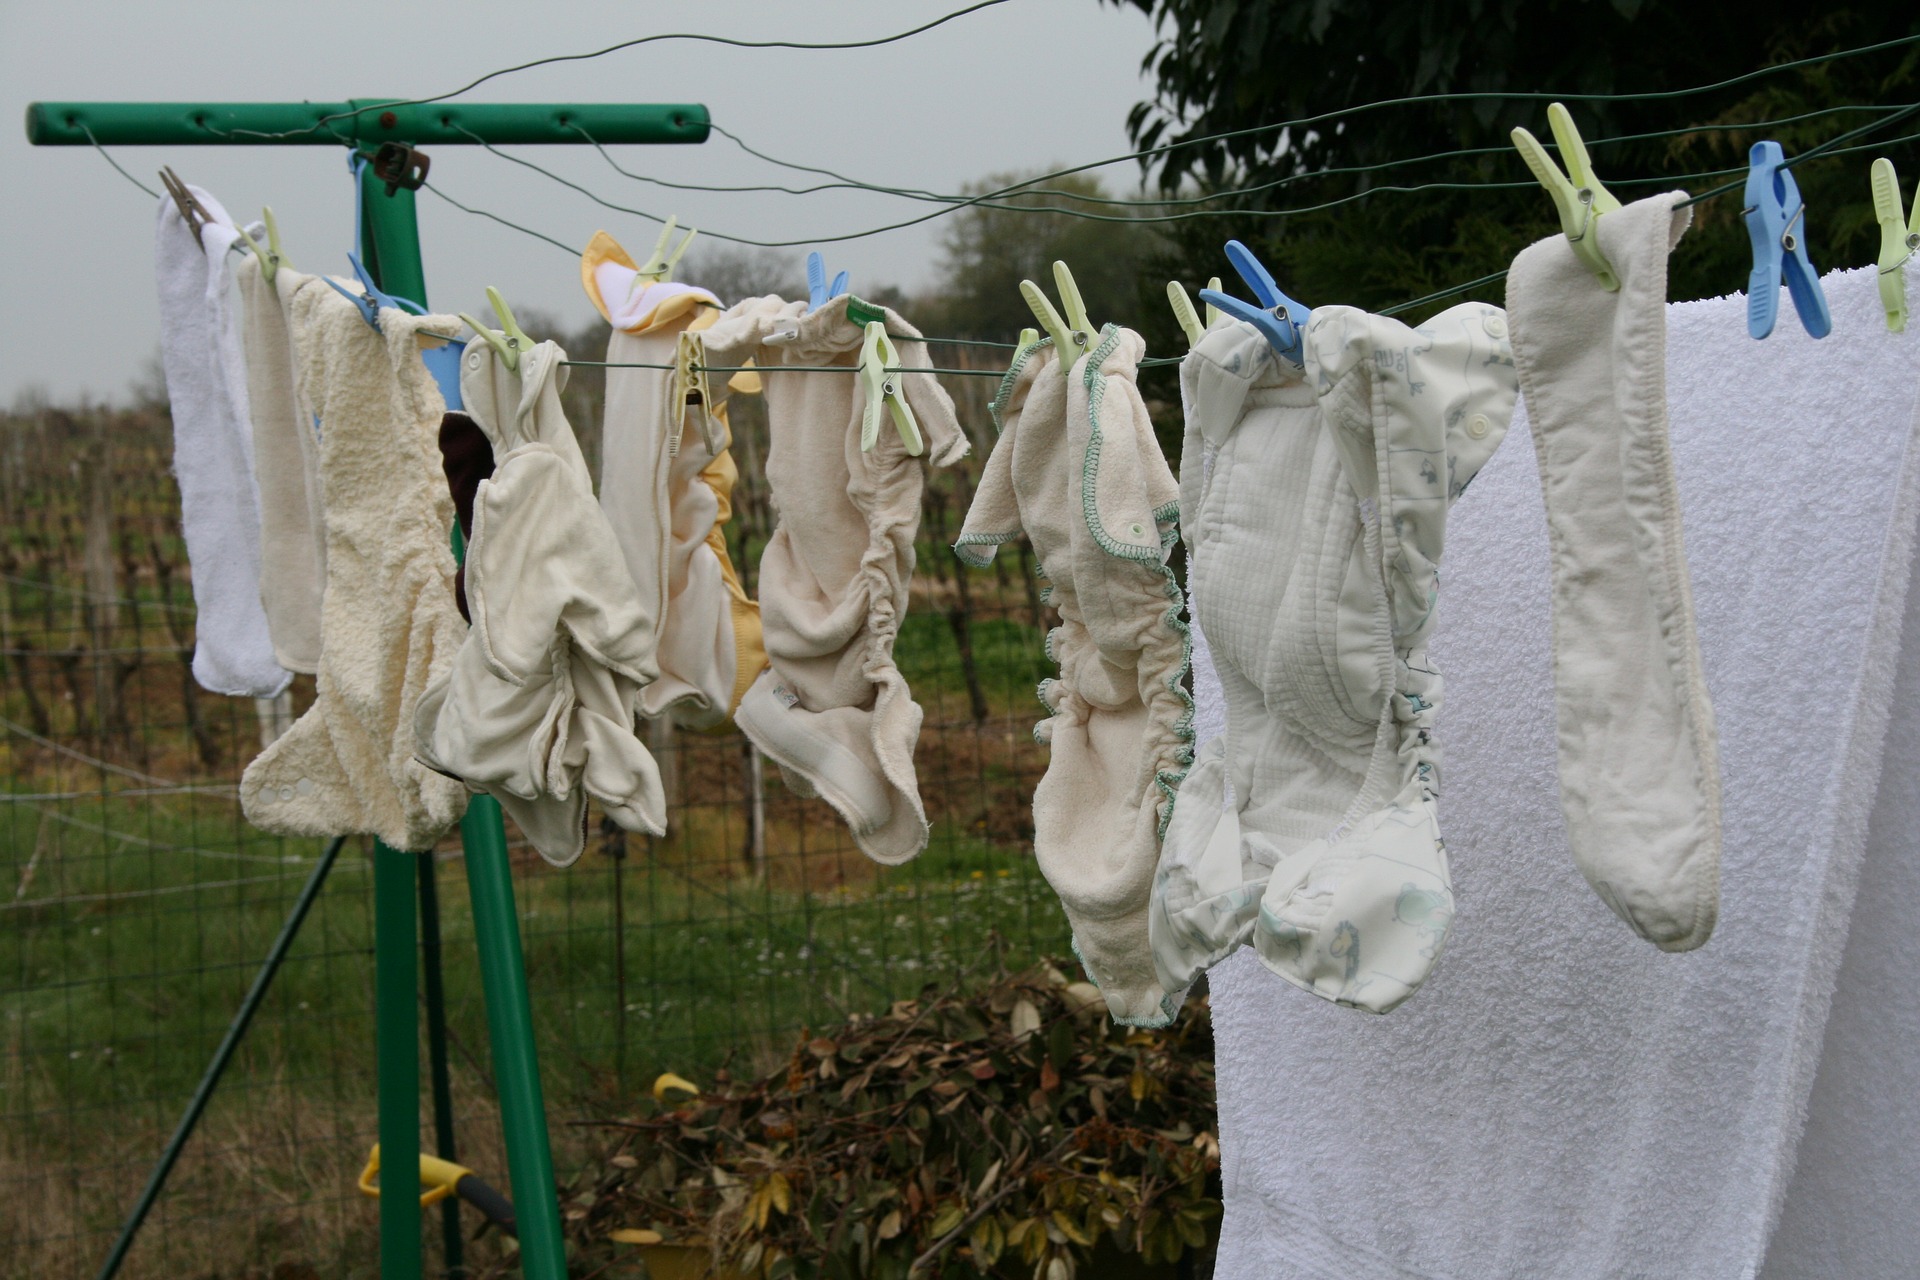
top-left (1152, 304), bottom-right (1517, 1014)
top-left (700, 294), bottom-right (968, 865)
top-left (580, 230), bottom-right (766, 729)
top-left (235, 257), bottom-right (328, 674)
top-left (955, 330), bottom-right (1192, 1026)
top-left (1201, 264), bottom-right (1920, 1280)
top-left (1508, 191), bottom-right (1722, 951)
top-left (153, 185), bottom-right (290, 698)
top-left (413, 336), bottom-right (667, 866)
top-left (240, 285), bottom-right (468, 851)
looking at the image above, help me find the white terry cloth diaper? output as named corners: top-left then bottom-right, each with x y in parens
top-left (956, 331), bottom-right (1193, 1025)
top-left (413, 337), bottom-right (667, 867)
top-left (580, 232), bottom-right (767, 728)
top-left (1508, 192), bottom-right (1722, 951)
top-left (241, 289), bottom-right (469, 850)
top-left (1151, 303), bottom-right (1517, 1013)
top-left (236, 259), bottom-right (328, 675)
top-left (154, 186), bottom-right (290, 698)
top-left (701, 293), bottom-right (969, 865)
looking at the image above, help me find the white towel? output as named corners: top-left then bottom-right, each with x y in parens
top-left (1204, 266), bottom-right (1920, 1279)
top-left (154, 187), bottom-right (289, 697)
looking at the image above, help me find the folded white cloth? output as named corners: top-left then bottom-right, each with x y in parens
top-left (1206, 266), bottom-right (1920, 1279)
top-left (241, 289), bottom-right (468, 851)
top-left (413, 337), bottom-right (667, 866)
top-left (701, 294), bottom-right (968, 865)
top-left (955, 330), bottom-right (1192, 1026)
top-left (235, 259), bottom-right (328, 675)
top-left (1509, 192), bottom-right (1722, 950)
top-left (1153, 304), bottom-right (1516, 1014)
top-left (581, 231), bottom-right (766, 728)
top-left (154, 187), bottom-right (289, 698)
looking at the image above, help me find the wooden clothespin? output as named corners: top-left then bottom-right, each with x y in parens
top-left (858, 321), bottom-right (923, 456)
top-left (1020, 261), bottom-right (1100, 377)
top-left (1201, 244), bottom-right (1309, 364)
top-left (1512, 103), bottom-right (1623, 291)
top-left (668, 330), bottom-right (722, 457)
top-left (157, 166), bottom-right (216, 251)
top-left (1743, 140), bottom-right (1831, 340)
top-left (1871, 158), bottom-right (1919, 334)
top-left (458, 286), bottom-right (535, 372)
top-left (627, 216), bottom-right (698, 298)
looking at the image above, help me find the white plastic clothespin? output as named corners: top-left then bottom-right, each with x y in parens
top-left (668, 329), bottom-right (722, 457)
top-left (858, 321), bottom-right (922, 456)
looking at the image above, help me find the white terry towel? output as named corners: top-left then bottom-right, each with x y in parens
top-left (955, 331), bottom-right (1193, 1027)
top-left (701, 294), bottom-right (969, 865)
top-left (413, 338), bottom-right (667, 867)
top-left (241, 288), bottom-right (469, 851)
top-left (1153, 304), bottom-right (1516, 1015)
top-left (1510, 192), bottom-right (1722, 951)
top-left (235, 259), bottom-right (328, 674)
top-left (580, 231), bottom-right (767, 728)
top-left (1204, 266), bottom-right (1920, 1279)
top-left (154, 187), bottom-right (290, 698)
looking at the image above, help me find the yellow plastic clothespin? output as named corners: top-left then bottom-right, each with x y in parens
top-left (669, 329), bottom-right (720, 456)
top-left (1020, 261), bottom-right (1099, 377)
top-left (628, 216), bottom-right (699, 298)
top-left (1512, 102), bottom-right (1623, 291)
top-left (458, 286), bottom-right (533, 373)
top-left (1871, 158), bottom-right (1919, 334)
top-left (858, 320), bottom-right (923, 456)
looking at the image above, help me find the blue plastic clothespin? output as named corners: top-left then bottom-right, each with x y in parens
top-left (1199, 240), bottom-right (1311, 364)
top-left (323, 252), bottom-right (425, 333)
top-left (806, 251), bottom-right (850, 312)
top-left (1743, 141), bottom-right (1831, 340)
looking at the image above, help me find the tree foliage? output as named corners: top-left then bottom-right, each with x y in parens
top-left (1102, 1), bottom-right (1920, 325)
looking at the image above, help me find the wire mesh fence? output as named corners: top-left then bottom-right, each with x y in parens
top-left (1, 347), bottom-right (1078, 1278)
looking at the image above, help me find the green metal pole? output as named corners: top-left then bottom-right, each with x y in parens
top-left (25, 100), bottom-right (710, 147)
top-left (94, 837), bottom-right (347, 1280)
top-left (417, 856), bottom-right (466, 1278)
top-left (373, 844), bottom-right (423, 1280)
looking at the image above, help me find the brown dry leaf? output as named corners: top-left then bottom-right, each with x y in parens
top-left (1040, 1058), bottom-right (1061, 1093)
top-left (876, 1209), bottom-right (904, 1241)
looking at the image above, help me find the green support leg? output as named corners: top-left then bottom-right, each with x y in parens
top-left (374, 844), bottom-right (423, 1279)
top-left (461, 795), bottom-right (566, 1280)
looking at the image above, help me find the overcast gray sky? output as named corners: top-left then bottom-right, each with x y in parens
top-left (0, 0), bottom-right (1161, 405)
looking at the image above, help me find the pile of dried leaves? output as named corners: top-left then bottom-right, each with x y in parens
top-left (564, 961), bottom-right (1219, 1279)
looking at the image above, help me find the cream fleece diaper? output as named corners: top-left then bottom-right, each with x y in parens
top-left (413, 337), bottom-right (667, 866)
top-left (701, 294), bottom-right (969, 865)
top-left (956, 330), bottom-right (1193, 1025)
top-left (241, 290), bottom-right (469, 851)
top-left (1151, 303), bottom-right (1517, 1013)
top-left (1508, 192), bottom-right (1722, 951)
top-left (581, 231), bottom-right (766, 728)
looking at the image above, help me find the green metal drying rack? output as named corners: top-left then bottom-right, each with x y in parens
top-left (26, 99), bottom-right (710, 1280)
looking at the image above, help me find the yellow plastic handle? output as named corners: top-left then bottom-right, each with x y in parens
top-left (357, 1143), bottom-right (469, 1208)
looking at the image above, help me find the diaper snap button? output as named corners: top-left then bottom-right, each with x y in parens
top-left (1467, 414), bottom-right (1491, 439)
top-left (1128, 522), bottom-right (1146, 539)
top-left (1482, 314), bottom-right (1508, 339)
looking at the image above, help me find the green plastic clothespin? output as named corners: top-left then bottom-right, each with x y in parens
top-left (858, 320), bottom-right (923, 456)
top-left (1512, 102), bottom-right (1623, 291)
top-left (628, 216), bottom-right (698, 297)
top-left (1169, 276), bottom-right (1223, 350)
top-left (1020, 261), bottom-right (1098, 377)
top-left (458, 286), bottom-right (533, 373)
top-left (1871, 157), bottom-right (1919, 334)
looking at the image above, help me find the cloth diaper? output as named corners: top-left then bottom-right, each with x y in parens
top-left (241, 289), bottom-right (468, 850)
top-left (1508, 192), bottom-right (1722, 950)
top-left (413, 338), bottom-right (667, 866)
top-left (700, 293), bottom-right (969, 865)
top-left (581, 231), bottom-right (766, 728)
top-left (956, 330), bottom-right (1193, 1025)
top-left (1151, 303), bottom-right (1517, 1013)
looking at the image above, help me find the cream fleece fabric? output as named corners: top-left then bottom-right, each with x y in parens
top-left (581, 232), bottom-right (766, 728)
top-left (1152, 304), bottom-right (1517, 1014)
top-left (1508, 192), bottom-right (1722, 952)
top-left (240, 289), bottom-right (468, 850)
top-left (154, 187), bottom-right (290, 698)
top-left (235, 258), bottom-right (327, 674)
top-left (956, 331), bottom-right (1194, 1026)
top-left (702, 294), bottom-right (969, 864)
top-left (413, 338), bottom-right (666, 866)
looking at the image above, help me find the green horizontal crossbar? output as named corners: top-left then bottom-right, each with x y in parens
top-left (24, 99), bottom-right (709, 146)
